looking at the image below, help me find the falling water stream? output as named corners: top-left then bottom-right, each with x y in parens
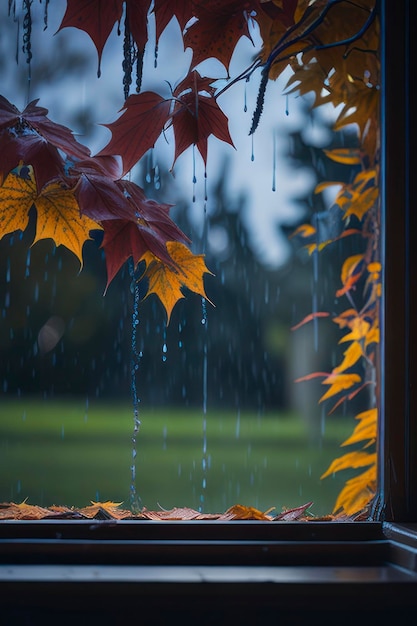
top-left (129, 259), bottom-right (142, 513)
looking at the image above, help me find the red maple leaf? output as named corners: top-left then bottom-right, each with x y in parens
top-left (172, 71), bottom-right (234, 165)
top-left (0, 133), bottom-right (64, 191)
top-left (57, 0), bottom-right (124, 76)
top-left (68, 154), bottom-right (141, 223)
top-left (125, 0), bottom-right (153, 50)
top-left (97, 92), bottom-right (172, 176)
top-left (152, 0), bottom-right (195, 42)
top-left (98, 71), bottom-right (234, 172)
top-left (101, 179), bottom-right (189, 287)
top-left (0, 96), bottom-right (90, 190)
top-left (184, 0), bottom-right (259, 71)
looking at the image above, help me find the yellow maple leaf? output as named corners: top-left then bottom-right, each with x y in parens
top-left (141, 241), bottom-right (214, 323)
top-left (33, 182), bottom-right (102, 268)
top-left (0, 172), bottom-right (37, 239)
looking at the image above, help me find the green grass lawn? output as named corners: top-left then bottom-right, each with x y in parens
top-left (0, 398), bottom-right (355, 517)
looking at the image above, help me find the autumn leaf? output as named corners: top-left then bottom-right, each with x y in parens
top-left (336, 253), bottom-right (364, 297)
top-left (141, 241), bottom-right (213, 323)
top-left (332, 341), bottom-right (363, 374)
top-left (341, 408), bottom-right (377, 448)
top-left (339, 316), bottom-right (370, 343)
top-left (57, 0), bottom-right (124, 76)
top-left (33, 183), bottom-right (102, 268)
top-left (78, 500), bottom-right (132, 519)
top-left (331, 465), bottom-right (376, 516)
top-left (98, 92), bottom-right (172, 176)
top-left (100, 180), bottom-right (189, 288)
top-left (98, 72), bottom-right (234, 173)
top-left (319, 372), bottom-right (361, 403)
top-left (323, 148), bottom-right (362, 165)
top-left (171, 71), bottom-right (235, 165)
top-left (321, 450), bottom-right (376, 480)
top-left (184, 1), bottom-right (258, 72)
top-left (0, 172), bottom-right (37, 239)
top-left (152, 0), bottom-right (195, 42)
top-left (290, 311), bottom-right (330, 331)
top-left (221, 504), bottom-right (273, 521)
top-left (0, 96), bottom-right (91, 190)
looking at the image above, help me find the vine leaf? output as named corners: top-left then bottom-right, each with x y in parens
top-left (319, 373), bottom-right (361, 403)
top-left (328, 465), bottom-right (376, 516)
top-left (332, 341), bottom-right (363, 375)
top-left (341, 408), bottom-right (377, 448)
top-left (141, 241), bottom-right (213, 323)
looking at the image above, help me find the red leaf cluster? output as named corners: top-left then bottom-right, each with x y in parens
top-left (0, 96), bottom-right (190, 289)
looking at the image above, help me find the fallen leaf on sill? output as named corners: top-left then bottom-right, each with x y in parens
top-left (0, 500), bottom-right (369, 521)
top-left (78, 501), bottom-right (132, 519)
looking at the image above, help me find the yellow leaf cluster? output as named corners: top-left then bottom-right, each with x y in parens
top-left (0, 171), bottom-right (101, 267)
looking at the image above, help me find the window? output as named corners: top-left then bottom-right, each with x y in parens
top-left (1, 1), bottom-right (417, 622)
top-left (1, 0), bottom-right (381, 521)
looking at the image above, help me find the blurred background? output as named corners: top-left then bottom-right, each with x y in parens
top-left (0, 2), bottom-right (365, 515)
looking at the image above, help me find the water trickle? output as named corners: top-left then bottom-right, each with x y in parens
top-left (84, 396), bottom-right (89, 423)
top-left (244, 76), bottom-right (249, 112)
top-left (285, 93), bottom-right (289, 116)
top-left (312, 250), bottom-right (319, 351)
top-left (129, 260), bottom-right (142, 513)
top-left (192, 146), bottom-right (197, 203)
top-left (235, 409), bottom-right (241, 438)
top-left (25, 249), bottom-right (31, 278)
top-left (199, 296), bottom-right (208, 511)
top-left (251, 133), bottom-right (255, 162)
top-left (272, 130), bottom-right (277, 192)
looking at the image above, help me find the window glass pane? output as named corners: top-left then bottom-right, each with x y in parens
top-left (0, 1), bottom-right (379, 520)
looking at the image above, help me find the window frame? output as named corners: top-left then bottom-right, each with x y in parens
top-left (1, 0), bottom-right (417, 620)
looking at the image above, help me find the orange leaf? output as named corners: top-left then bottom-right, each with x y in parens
top-left (291, 311), bottom-right (330, 331)
top-left (340, 254), bottom-right (364, 286)
top-left (319, 373), bottom-right (361, 403)
top-left (331, 465), bottom-right (376, 516)
top-left (332, 341), bottom-right (363, 374)
top-left (321, 450), bottom-right (376, 479)
top-left (0, 171), bottom-right (37, 239)
top-left (33, 183), bottom-right (102, 267)
top-left (323, 148), bottom-right (362, 165)
top-left (290, 223), bottom-right (316, 238)
top-left (141, 241), bottom-right (214, 323)
top-left (341, 408), bottom-right (377, 447)
top-left (222, 504), bottom-right (273, 521)
top-left (339, 317), bottom-right (370, 343)
top-left (78, 500), bottom-right (131, 519)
